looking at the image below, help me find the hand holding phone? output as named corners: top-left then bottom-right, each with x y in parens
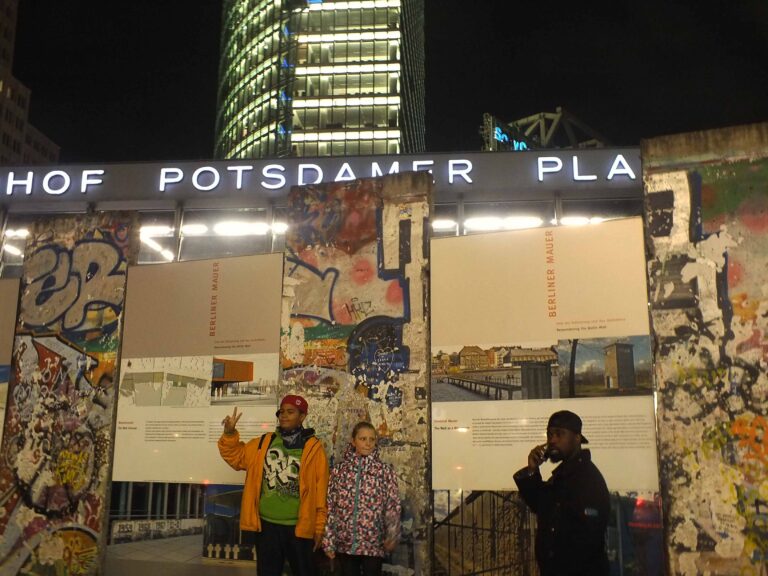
top-left (528, 443), bottom-right (549, 470)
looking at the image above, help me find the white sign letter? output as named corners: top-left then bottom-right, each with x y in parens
top-left (572, 156), bottom-right (597, 181)
top-left (412, 160), bottom-right (434, 173)
top-left (262, 164), bottom-right (286, 190)
top-left (5, 171), bottom-right (33, 196)
top-left (42, 171), bottom-right (71, 195)
top-left (607, 154), bottom-right (637, 180)
top-left (448, 159), bottom-right (473, 184)
top-left (537, 157), bottom-right (563, 181)
top-left (159, 168), bottom-right (184, 192)
top-left (371, 161), bottom-right (399, 177)
top-left (81, 170), bottom-right (105, 193)
top-left (335, 162), bottom-right (357, 182)
top-left (298, 164), bottom-right (323, 185)
top-left (227, 165), bottom-right (253, 189)
top-left (192, 167), bottom-right (221, 191)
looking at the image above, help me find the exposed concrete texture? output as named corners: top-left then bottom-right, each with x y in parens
top-left (643, 121), bottom-right (768, 172)
top-left (281, 172), bottom-right (431, 575)
top-left (0, 214), bottom-right (138, 575)
top-left (644, 123), bottom-right (768, 575)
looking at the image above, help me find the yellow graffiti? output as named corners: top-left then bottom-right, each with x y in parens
top-left (62, 538), bottom-right (97, 575)
top-left (673, 364), bottom-right (727, 386)
top-left (732, 415), bottom-right (768, 466)
top-left (730, 293), bottom-right (760, 324)
top-left (60, 530), bottom-right (98, 575)
top-left (54, 450), bottom-right (90, 491)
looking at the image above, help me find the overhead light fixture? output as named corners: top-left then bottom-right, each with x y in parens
top-left (431, 219), bottom-right (457, 231)
top-left (463, 217), bottom-right (503, 231)
top-left (140, 225), bottom-right (173, 238)
top-left (559, 216), bottom-right (590, 226)
top-left (272, 222), bottom-right (289, 234)
top-left (2, 243), bottom-right (22, 256)
top-left (560, 216), bottom-right (605, 226)
top-left (213, 221), bottom-right (270, 236)
top-left (181, 224), bottom-right (209, 236)
top-left (4, 228), bottom-right (29, 239)
top-left (503, 216), bottom-right (543, 230)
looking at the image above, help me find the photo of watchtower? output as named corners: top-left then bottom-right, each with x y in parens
top-left (604, 342), bottom-right (636, 389)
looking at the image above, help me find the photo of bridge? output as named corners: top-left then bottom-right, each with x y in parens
top-left (431, 345), bottom-right (559, 402)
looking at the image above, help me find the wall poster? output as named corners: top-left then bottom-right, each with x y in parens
top-left (0, 278), bottom-right (19, 447)
top-left (431, 217), bottom-right (664, 575)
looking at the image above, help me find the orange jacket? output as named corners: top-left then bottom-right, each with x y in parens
top-left (218, 430), bottom-right (329, 539)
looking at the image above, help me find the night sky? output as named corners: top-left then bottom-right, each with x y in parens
top-left (12, 0), bottom-right (768, 163)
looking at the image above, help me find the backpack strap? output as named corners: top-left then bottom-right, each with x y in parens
top-left (257, 432), bottom-right (275, 450)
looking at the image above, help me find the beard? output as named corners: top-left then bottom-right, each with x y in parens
top-left (547, 449), bottom-right (564, 462)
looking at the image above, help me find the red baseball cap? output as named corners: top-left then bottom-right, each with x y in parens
top-left (280, 394), bottom-right (308, 414)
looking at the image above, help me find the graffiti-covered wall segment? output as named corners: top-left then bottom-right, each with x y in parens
top-left (0, 215), bottom-right (137, 575)
top-left (281, 172), bottom-right (431, 574)
top-left (644, 123), bottom-right (768, 576)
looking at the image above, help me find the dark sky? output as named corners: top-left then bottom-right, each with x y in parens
top-left (13, 0), bottom-right (768, 162)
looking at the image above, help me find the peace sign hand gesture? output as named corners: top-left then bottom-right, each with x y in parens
top-left (222, 407), bottom-right (243, 435)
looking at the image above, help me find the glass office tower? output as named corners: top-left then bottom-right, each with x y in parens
top-left (215, 0), bottom-right (425, 159)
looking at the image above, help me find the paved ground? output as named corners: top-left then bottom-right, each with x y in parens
top-left (106, 535), bottom-right (255, 576)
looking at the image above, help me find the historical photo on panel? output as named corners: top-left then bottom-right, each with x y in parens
top-left (431, 344), bottom-right (559, 402)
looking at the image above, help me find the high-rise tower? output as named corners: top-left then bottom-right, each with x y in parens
top-left (0, 0), bottom-right (59, 164)
top-left (215, 0), bottom-right (424, 159)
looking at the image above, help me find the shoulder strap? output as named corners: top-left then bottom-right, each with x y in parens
top-left (258, 432), bottom-right (275, 450)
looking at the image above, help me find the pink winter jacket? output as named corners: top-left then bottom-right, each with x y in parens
top-left (322, 444), bottom-right (401, 557)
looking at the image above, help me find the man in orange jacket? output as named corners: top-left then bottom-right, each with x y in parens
top-left (219, 395), bottom-right (329, 576)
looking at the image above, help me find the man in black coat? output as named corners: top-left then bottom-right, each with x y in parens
top-left (513, 410), bottom-right (610, 576)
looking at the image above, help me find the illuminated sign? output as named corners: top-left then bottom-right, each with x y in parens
top-left (0, 150), bottom-right (640, 205)
top-left (494, 127), bottom-right (529, 151)
top-left (536, 154), bottom-right (636, 182)
top-left (157, 159), bottom-right (474, 193)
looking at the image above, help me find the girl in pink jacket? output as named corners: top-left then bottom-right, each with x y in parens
top-left (322, 421), bottom-right (401, 576)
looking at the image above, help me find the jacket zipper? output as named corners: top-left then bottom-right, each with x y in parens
top-left (350, 458), bottom-right (362, 553)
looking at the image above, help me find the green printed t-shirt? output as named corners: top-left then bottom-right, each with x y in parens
top-left (259, 434), bottom-right (303, 525)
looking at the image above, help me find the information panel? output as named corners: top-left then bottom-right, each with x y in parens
top-left (431, 218), bottom-right (659, 491)
top-left (113, 253), bottom-right (283, 483)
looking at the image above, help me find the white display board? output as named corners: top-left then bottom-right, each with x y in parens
top-left (113, 254), bottom-right (283, 483)
top-left (431, 218), bottom-right (659, 492)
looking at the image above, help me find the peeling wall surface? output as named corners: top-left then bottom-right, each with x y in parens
top-left (281, 172), bottom-right (430, 575)
top-left (644, 125), bottom-right (768, 575)
top-left (0, 279), bottom-right (20, 447)
top-left (0, 214), bottom-right (137, 575)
